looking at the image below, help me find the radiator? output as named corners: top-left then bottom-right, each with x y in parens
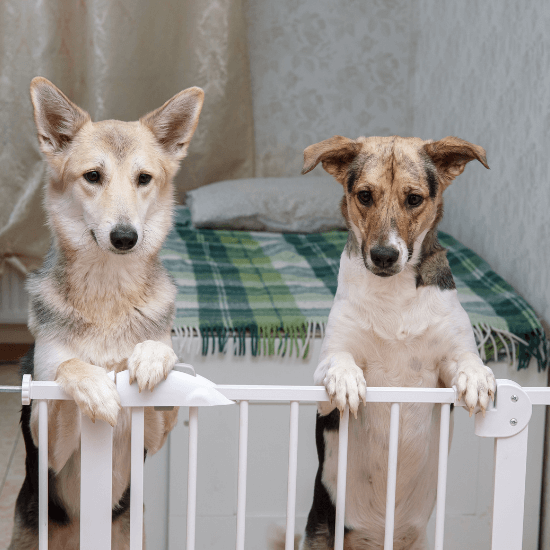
top-left (0, 264), bottom-right (29, 323)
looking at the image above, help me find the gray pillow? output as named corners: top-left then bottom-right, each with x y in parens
top-left (186, 177), bottom-right (346, 233)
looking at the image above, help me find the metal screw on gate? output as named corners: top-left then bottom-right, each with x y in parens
top-left (510, 418), bottom-right (518, 426)
top-left (511, 395), bottom-right (518, 402)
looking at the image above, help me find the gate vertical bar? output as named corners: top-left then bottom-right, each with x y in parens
top-left (80, 414), bottom-right (113, 550)
top-left (130, 407), bottom-right (145, 550)
top-left (490, 426), bottom-right (529, 550)
top-left (384, 403), bottom-right (400, 550)
top-left (434, 403), bottom-right (451, 550)
top-left (38, 400), bottom-right (48, 550)
top-left (187, 407), bottom-right (199, 550)
top-left (335, 405), bottom-right (350, 550)
top-left (285, 401), bottom-right (300, 550)
top-left (236, 400), bottom-right (249, 550)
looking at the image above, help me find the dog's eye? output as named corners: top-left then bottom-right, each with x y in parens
top-left (83, 171), bottom-right (101, 183)
top-left (138, 173), bottom-right (152, 186)
top-left (357, 190), bottom-right (373, 206)
top-left (407, 194), bottom-right (423, 207)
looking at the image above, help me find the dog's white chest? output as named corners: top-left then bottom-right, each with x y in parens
top-left (327, 260), bottom-right (451, 388)
top-left (317, 254), bottom-right (460, 540)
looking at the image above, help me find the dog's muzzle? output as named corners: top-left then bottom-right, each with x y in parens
top-left (110, 225), bottom-right (138, 251)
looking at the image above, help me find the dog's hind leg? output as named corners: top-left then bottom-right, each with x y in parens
top-left (301, 528), bottom-right (335, 550)
top-left (111, 509), bottom-right (130, 550)
top-left (111, 506), bottom-right (147, 550)
top-left (404, 531), bottom-right (428, 550)
top-left (8, 516), bottom-right (37, 550)
top-left (267, 525), bottom-right (301, 550)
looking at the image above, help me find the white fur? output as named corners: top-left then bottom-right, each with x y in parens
top-left (388, 229), bottom-right (409, 271)
top-left (312, 245), bottom-right (496, 547)
top-left (128, 340), bottom-right (178, 391)
top-left (321, 351), bottom-right (367, 418)
top-left (409, 228), bottom-right (429, 266)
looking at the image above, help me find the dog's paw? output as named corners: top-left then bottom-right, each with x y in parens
top-left (56, 359), bottom-right (121, 427)
top-left (323, 353), bottom-right (366, 418)
top-left (455, 353), bottom-right (496, 416)
top-left (128, 340), bottom-right (178, 392)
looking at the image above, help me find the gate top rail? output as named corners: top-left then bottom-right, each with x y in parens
top-left (12, 369), bottom-right (550, 407)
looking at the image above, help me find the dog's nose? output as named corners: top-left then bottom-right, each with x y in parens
top-left (370, 246), bottom-right (399, 268)
top-left (110, 225), bottom-right (138, 251)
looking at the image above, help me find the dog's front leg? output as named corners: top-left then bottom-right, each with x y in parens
top-left (440, 351), bottom-right (496, 416)
top-left (315, 351), bottom-right (366, 418)
top-left (438, 298), bottom-right (496, 416)
top-left (128, 338), bottom-right (178, 392)
top-left (56, 358), bottom-right (122, 426)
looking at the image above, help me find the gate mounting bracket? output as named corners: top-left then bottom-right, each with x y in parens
top-left (474, 379), bottom-right (532, 438)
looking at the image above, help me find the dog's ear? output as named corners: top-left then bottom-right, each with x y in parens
top-left (30, 77), bottom-right (91, 155)
top-left (302, 136), bottom-right (361, 184)
top-left (423, 136), bottom-right (489, 189)
top-left (140, 87), bottom-right (204, 159)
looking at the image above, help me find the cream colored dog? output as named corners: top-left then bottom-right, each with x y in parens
top-left (9, 77), bottom-right (203, 549)
top-left (300, 135), bottom-right (496, 550)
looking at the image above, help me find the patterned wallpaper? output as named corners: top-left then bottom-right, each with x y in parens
top-left (246, 0), bottom-right (550, 325)
top-left (245, 0), bottom-right (415, 177)
top-left (412, 0), bottom-right (550, 325)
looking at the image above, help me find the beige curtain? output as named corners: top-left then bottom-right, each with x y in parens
top-left (0, 0), bottom-right (255, 273)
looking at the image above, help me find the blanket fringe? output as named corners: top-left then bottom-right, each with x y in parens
top-left (172, 321), bottom-right (548, 371)
top-left (172, 321), bottom-right (327, 359)
top-left (472, 322), bottom-right (549, 371)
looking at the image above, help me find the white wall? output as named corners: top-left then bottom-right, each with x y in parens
top-left (245, 0), bottom-right (550, 325)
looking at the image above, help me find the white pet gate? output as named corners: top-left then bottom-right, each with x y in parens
top-left (2, 366), bottom-right (549, 550)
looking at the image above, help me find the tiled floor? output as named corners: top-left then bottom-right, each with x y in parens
top-left (0, 363), bottom-right (25, 549)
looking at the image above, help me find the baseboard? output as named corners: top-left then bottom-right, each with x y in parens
top-left (0, 343), bottom-right (32, 362)
top-left (0, 324), bottom-right (34, 345)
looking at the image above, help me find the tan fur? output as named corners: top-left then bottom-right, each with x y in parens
top-left (9, 77), bottom-right (203, 549)
top-left (269, 525), bottom-right (301, 550)
top-left (303, 135), bottom-right (488, 279)
top-left (342, 526), bottom-right (426, 550)
top-left (423, 136), bottom-right (488, 186)
top-left (9, 509), bottom-right (143, 550)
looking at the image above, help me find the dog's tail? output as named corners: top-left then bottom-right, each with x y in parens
top-left (268, 525), bottom-right (301, 550)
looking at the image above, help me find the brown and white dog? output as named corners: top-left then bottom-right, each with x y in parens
top-left (9, 77), bottom-right (204, 549)
top-left (300, 135), bottom-right (496, 550)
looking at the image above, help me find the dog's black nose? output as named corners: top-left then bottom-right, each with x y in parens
top-left (370, 246), bottom-right (399, 268)
top-left (110, 225), bottom-right (138, 251)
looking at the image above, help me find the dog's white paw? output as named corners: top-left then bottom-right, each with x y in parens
top-left (56, 359), bottom-right (121, 427)
top-left (128, 340), bottom-right (178, 392)
top-left (323, 353), bottom-right (366, 418)
top-left (455, 353), bottom-right (496, 416)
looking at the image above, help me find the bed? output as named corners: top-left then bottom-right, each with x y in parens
top-left (144, 192), bottom-right (548, 550)
top-left (162, 205), bottom-right (549, 371)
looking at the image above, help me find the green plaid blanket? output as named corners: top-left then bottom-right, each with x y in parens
top-left (161, 207), bottom-right (548, 370)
